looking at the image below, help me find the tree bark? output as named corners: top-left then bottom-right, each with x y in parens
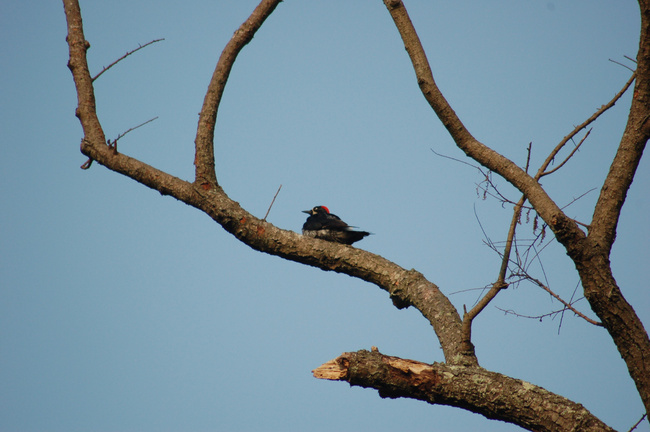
top-left (314, 350), bottom-right (615, 432)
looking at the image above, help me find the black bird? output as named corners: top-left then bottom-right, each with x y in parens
top-left (302, 206), bottom-right (370, 245)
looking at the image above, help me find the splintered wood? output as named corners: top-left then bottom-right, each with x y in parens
top-left (312, 358), bottom-right (348, 380)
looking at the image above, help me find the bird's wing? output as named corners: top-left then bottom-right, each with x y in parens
top-left (322, 216), bottom-right (351, 230)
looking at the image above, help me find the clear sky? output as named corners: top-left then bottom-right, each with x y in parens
top-left (1, 1), bottom-right (648, 431)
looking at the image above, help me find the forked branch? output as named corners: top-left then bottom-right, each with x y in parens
top-left (538, 72), bottom-right (636, 179)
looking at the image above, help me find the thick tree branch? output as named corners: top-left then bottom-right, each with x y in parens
top-left (576, 1), bottom-right (650, 414)
top-left (313, 350), bottom-right (614, 432)
top-left (384, 0), bottom-right (650, 415)
top-left (194, 0), bottom-right (283, 187)
top-left (63, 0), bottom-right (477, 366)
top-left (64, 0), bottom-right (107, 151)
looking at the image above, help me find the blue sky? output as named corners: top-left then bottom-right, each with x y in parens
top-left (1, 1), bottom-right (648, 431)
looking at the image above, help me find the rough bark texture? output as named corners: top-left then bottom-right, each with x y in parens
top-left (314, 350), bottom-right (615, 432)
top-left (64, 0), bottom-right (648, 429)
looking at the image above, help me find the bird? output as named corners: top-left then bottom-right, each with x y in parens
top-left (302, 205), bottom-right (370, 245)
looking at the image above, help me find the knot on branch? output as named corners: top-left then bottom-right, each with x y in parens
top-left (388, 269), bottom-right (423, 309)
top-left (385, 0), bottom-right (403, 10)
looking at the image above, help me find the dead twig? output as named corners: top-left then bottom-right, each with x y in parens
top-left (108, 116), bottom-right (159, 152)
top-left (510, 271), bottom-right (602, 326)
top-left (626, 413), bottom-right (647, 432)
top-left (92, 38), bottom-right (164, 82)
top-left (540, 129), bottom-right (591, 177)
top-left (80, 117), bottom-right (158, 169)
top-left (263, 184), bottom-right (282, 221)
top-left (536, 72), bottom-right (636, 180)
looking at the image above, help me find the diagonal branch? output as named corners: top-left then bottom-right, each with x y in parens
top-left (540, 129), bottom-right (591, 178)
top-left (92, 38), bottom-right (164, 82)
top-left (382, 0), bottom-right (586, 256)
top-left (194, 0), bottom-right (283, 187)
top-left (462, 72), bottom-right (634, 332)
top-left (509, 271), bottom-right (603, 327)
top-left (537, 72), bottom-right (636, 179)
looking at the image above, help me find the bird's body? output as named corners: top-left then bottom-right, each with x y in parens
top-left (302, 206), bottom-right (370, 245)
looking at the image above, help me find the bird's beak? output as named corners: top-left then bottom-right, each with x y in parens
top-left (302, 210), bottom-right (311, 214)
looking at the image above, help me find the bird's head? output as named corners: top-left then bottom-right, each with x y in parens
top-left (302, 205), bottom-right (330, 216)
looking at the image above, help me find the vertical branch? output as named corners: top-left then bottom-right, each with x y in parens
top-left (63, 0), bottom-right (107, 148)
top-left (461, 196), bottom-right (523, 343)
top-left (194, 0), bottom-right (283, 188)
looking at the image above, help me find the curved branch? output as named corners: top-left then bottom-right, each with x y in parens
top-left (314, 350), bottom-right (614, 432)
top-left (63, 0), bottom-right (477, 366)
top-left (194, 0), bottom-right (283, 187)
top-left (73, 137), bottom-right (478, 365)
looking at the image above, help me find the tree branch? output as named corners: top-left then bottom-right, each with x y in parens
top-left (64, 0), bottom-right (107, 148)
top-left (63, 0), bottom-right (477, 366)
top-left (92, 38), bottom-right (164, 82)
top-left (509, 272), bottom-right (602, 326)
top-left (537, 73), bottom-right (636, 180)
top-left (194, 0), bottom-right (282, 187)
top-left (313, 350), bottom-right (615, 432)
top-left (460, 195), bottom-right (522, 345)
top-left (384, 0), bottom-right (650, 414)
top-left (577, 0), bottom-right (650, 413)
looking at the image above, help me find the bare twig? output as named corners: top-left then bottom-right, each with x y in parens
top-left (609, 58), bottom-right (636, 72)
top-left (540, 128), bottom-right (592, 177)
top-left (108, 116), bottom-right (159, 152)
top-left (263, 184), bottom-right (282, 221)
top-left (626, 413), bottom-right (647, 432)
top-left (461, 195), bottom-right (524, 342)
top-left (80, 117), bottom-right (158, 169)
top-left (92, 38), bottom-right (164, 82)
top-left (471, 75), bottom-right (635, 332)
top-left (510, 271), bottom-right (602, 326)
top-left (558, 280), bottom-right (582, 334)
top-left (430, 148), bottom-right (480, 170)
top-left (536, 73), bottom-right (636, 180)
top-left (623, 55), bottom-right (637, 64)
top-left (497, 306), bottom-right (569, 322)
